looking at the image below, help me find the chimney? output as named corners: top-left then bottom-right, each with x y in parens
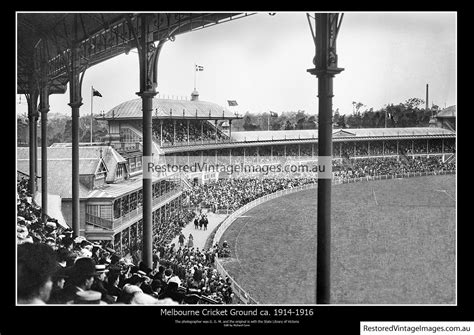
top-left (426, 84), bottom-right (429, 115)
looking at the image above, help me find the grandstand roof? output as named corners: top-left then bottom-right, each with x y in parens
top-left (436, 105), bottom-right (456, 118)
top-left (87, 174), bottom-right (165, 199)
top-left (17, 159), bottom-right (91, 199)
top-left (102, 97), bottom-right (238, 121)
top-left (40, 145), bottom-right (127, 183)
top-left (229, 127), bottom-right (455, 142)
top-left (16, 146), bottom-right (127, 198)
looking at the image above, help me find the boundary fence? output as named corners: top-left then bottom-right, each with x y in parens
top-left (212, 169), bottom-right (456, 304)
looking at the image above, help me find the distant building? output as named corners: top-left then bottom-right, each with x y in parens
top-left (435, 105), bottom-right (456, 131)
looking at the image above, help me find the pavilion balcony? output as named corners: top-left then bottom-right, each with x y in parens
top-left (85, 187), bottom-right (182, 232)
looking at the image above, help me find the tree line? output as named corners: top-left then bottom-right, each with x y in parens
top-left (17, 97), bottom-right (443, 146)
top-left (17, 113), bottom-right (109, 146)
top-left (231, 98), bottom-right (441, 131)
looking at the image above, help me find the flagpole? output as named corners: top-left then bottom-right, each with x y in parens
top-left (268, 113), bottom-right (270, 131)
top-left (194, 64), bottom-right (196, 90)
top-left (91, 86), bottom-right (93, 144)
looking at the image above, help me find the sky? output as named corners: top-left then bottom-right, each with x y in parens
top-left (16, 12), bottom-right (456, 117)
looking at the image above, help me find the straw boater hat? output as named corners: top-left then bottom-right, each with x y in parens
top-left (74, 290), bottom-right (105, 304)
top-left (95, 264), bottom-right (109, 275)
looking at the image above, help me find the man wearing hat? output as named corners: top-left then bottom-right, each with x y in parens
top-left (158, 275), bottom-right (185, 304)
top-left (61, 257), bottom-right (98, 303)
top-left (104, 270), bottom-right (122, 299)
top-left (91, 264), bottom-right (115, 304)
top-left (136, 270), bottom-right (155, 296)
top-left (45, 236), bottom-right (56, 250)
top-left (48, 266), bottom-right (71, 304)
top-left (73, 290), bottom-right (107, 304)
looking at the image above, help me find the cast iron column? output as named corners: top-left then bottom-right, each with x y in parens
top-left (68, 43), bottom-right (84, 238)
top-left (39, 77), bottom-right (50, 222)
top-left (134, 14), bottom-right (165, 268)
top-left (26, 86), bottom-right (39, 196)
top-left (307, 13), bottom-right (344, 304)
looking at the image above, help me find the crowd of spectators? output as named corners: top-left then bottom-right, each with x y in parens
top-left (152, 208), bottom-right (195, 254)
top-left (18, 228), bottom-right (235, 304)
top-left (18, 174), bottom-right (235, 305)
top-left (17, 177), bottom-right (61, 245)
top-left (184, 176), bottom-right (318, 211)
top-left (152, 242), bottom-right (234, 304)
top-left (333, 156), bottom-right (455, 181)
top-left (152, 120), bottom-right (227, 146)
top-left (17, 151), bottom-right (456, 305)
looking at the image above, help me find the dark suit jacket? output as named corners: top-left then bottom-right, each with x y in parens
top-left (60, 284), bottom-right (80, 303)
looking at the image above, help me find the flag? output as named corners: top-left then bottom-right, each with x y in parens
top-left (92, 88), bottom-right (102, 97)
top-left (195, 65), bottom-right (204, 71)
top-left (270, 111), bottom-right (278, 117)
top-left (227, 100), bottom-right (238, 107)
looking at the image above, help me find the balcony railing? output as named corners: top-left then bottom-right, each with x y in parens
top-left (85, 213), bottom-right (113, 230)
top-left (85, 188), bottom-right (183, 231)
top-left (160, 137), bottom-right (231, 148)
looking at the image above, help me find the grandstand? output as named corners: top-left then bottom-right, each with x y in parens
top-left (98, 96), bottom-right (455, 184)
top-left (17, 94), bottom-right (456, 305)
top-left (17, 145), bottom-right (185, 257)
top-left (101, 91), bottom-right (237, 148)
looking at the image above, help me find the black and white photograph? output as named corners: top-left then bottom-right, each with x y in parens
top-left (14, 10), bottom-right (466, 331)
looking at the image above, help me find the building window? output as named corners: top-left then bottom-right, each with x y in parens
top-left (100, 205), bottom-right (112, 220)
top-left (87, 205), bottom-right (99, 216)
top-left (113, 199), bottom-right (121, 219)
top-left (130, 192), bottom-right (137, 211)
top-left (116, 164), bottom-right (123, 178)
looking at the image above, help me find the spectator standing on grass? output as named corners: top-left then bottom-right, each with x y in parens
top-left (188, 234), bottom-right (194, 248)
top-left (203, 215), bottom-right (209, 231)
top-left (199, 215), bottom-right (204, 230)
top-left (194, 216), bottom-right (199, 230)
top-left (17, 243), bottom-right (57, 304)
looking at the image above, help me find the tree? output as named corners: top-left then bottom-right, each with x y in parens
top-left (242, 114), bottom-right (260, 131)
top-left (283, 120), bottom-right (294, 130)
top-left (336, 115), bottom-right (346, 128)
top-left (404, 97), bottom-right (425, 110)
top-left (352, 101), bottom-right (365, 114)
top-left (295, 116), bottom-right (306, 130)
top-left (333, 109), bottom-right (341, 128)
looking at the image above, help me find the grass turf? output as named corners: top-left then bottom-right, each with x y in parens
top-left (219, 175), bottom-right (456, 304)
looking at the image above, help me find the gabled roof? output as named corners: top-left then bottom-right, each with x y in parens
top-left (16, 146), bottom-right (128, 198)
top-left (333, 129), bottom-right (356, 137)
top-left (16, 159), bottom-right (91, 199)
top-left (436, 105), bottom-right (456, 118)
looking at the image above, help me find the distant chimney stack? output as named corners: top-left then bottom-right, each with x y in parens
top-left (426, 84), bottom-right (429, 114)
